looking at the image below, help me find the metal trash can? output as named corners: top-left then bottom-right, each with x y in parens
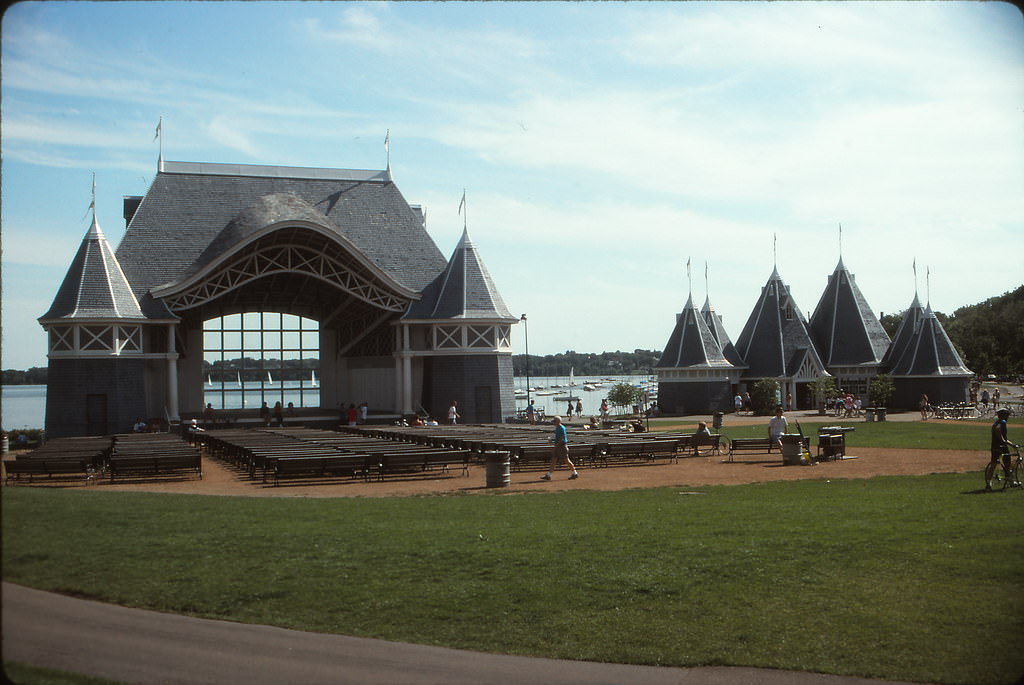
top-left (876, 407), bottom-right (887, 422)
top-left (485, 451), bottom-right (510, 488)
top-left (712, 411), bottom-right (724, 429)
top-left (864, 408), bottom-right (875, 422)
top-left (780, 434), bottom-right (804, 465)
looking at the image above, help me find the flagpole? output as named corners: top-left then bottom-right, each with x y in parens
top-left (154, 116), bottom-right (163, 170)
top-left (384, 129), bottom-right (390, 172)
top-left (458, 189), bottom-right (467, 232)
top-left (686, 257), bottom-right (692, 296)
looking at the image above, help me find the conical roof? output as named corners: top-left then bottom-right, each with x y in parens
top-left (885, 302), bottom-right (972, 377)
top-left (701, 296), bottom-right (744, 367)
top-left (734, 267), bottom-right (826, 378)
top-left (403, 228), bottom-right (516, 321)
top-left (39, 214), bottom-right (144, 322)
top-left (881, 293), bottom-right (924, 370)
top-left (809, 259), bottom-right (890, 366)
top-left (656, 294), bottom-right (736, 369)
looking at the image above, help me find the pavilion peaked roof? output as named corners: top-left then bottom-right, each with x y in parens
top-left (885, 301), bottom-right (972, 377)
top-left (734, 267), bottom-right (826, 379)
top-left (39, 214), bottom-right (144, 322)
top-left (809, 259), bottom-right (890, 366)
top-left (701, 296), bottom-right (745, 367)
top-left (404, 228), bottom-right (516, 321)
top-left (656, 294), bottom-right (737, 369)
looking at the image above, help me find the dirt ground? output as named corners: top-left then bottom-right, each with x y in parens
top-left (8, 444), bottom-right (987, 498)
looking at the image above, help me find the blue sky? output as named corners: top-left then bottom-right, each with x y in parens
top-left (3, 1), bottom-right (1022, 371)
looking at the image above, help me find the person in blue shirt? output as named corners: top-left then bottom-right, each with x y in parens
top-left (542, 416), bottom-right (579, 481)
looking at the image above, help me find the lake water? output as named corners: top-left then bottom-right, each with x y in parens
top-left (514, 374), bottom-right (656, 418)
top-left (1, 374), bottom-right (657, 431)
top-left (2, 385), bottom-right (46, 430)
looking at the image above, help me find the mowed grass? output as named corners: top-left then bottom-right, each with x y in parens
top-left (653, 415), bottom-right (1016, 451)
top-left (4, 474), bottom-right (1023, 685)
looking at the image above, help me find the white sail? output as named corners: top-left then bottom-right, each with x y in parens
top-left (207, 374), bottom-right (213, 387)
top-left (266, 371), bottom-right (273, 383)
top-left (311, 370), bottom-right (318, 387)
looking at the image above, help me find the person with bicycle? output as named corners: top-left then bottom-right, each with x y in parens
top-left (986, 408), bottom-right (1018, 490)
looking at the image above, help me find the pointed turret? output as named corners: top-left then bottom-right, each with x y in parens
top-left (733, 267), bottom-right (828, 410)
top-left (657, 294), bottom-right (734, 369)
top-left (884, 294), bottom-right (972, 407)
top-left (809, 259), bottom-right (890, 367)
top-left (405, 228), bottom-right (515, 321)
top-left (655, 291), bottom-right (743, 415)
top-left (39, 213), bottom-right (143, 322)
top-left (701, 296), bottom-right (744, 367)
top-left (735, 268), bottom-right (826, 380)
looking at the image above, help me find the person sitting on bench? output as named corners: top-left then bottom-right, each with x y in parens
top-left (768, 406), bottom-right (788, 451)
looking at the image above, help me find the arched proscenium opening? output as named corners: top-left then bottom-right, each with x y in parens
top-left (152, 224), bottom-right (418, 415)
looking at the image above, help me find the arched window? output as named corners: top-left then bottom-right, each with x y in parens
top-left (202, 312), bottom-right (319, 410)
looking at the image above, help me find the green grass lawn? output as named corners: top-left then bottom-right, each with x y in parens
top-left (651, 415), bottom-right (1012, 451)
top-left (4, 474), bottom-right (1023, 685)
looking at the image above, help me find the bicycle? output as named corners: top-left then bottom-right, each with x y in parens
top-left (986, 444), bottom-right (1022, 491)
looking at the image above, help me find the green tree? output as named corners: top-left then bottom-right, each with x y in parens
top-left (749, 379), bottom-right (780, 416)
top-left (806, 375), bottom-right (838, 412)
top-left (606, 382), bottom-right (642, 413)
top-left (869, 373), bottom-right (895, 407)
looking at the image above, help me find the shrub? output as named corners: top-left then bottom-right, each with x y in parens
top-left (749, 378), bottom-right (780, 415)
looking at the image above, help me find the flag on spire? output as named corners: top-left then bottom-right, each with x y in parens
top-left (384, 129), bottom-right (389, 153)
top-left (153, 117), bottom-right (162, 142)
top-left (458, 189), bottom-right (466, 215)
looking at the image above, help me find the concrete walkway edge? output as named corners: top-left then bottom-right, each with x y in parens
top-left (3, 582), bottom-right (917, 685)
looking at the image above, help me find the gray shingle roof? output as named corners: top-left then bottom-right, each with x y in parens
top-left (734, 268), bottom-right (827, 378)
top-left (885, 301), bottom-right (972, 377)
top-left (115, 162), bottom-right (447, 313)
top-left (809, 259), bottom-right (891, 366)
top-left (657, 294), bottom-right (737, 369)
top-left (701, 296), bottom-right (745, 367)
top-left (39, 215), bottom-right (144, 322)
top-left (403, 228), bottom-right (516, 321)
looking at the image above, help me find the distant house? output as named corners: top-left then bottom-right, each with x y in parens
top-left (39, 161), bottom-right (516, 437)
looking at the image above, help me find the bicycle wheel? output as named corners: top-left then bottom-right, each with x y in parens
top-left (1013, 459), bottom-right (1023, 489)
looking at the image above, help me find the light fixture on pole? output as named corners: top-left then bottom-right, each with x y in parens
top-left (520, 314), bottom-right (531, 407)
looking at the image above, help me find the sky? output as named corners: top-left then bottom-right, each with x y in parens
top-left (2, 1), bottom-right (1023, 371)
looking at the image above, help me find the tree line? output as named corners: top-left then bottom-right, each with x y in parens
top-left (512, 349), bottom-right (661, 377)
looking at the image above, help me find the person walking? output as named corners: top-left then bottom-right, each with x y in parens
top-left (575, 399), bottom-right (583, 418)
top-left (986, 408), bottom-right (1017, 490)
top-left (526, 400), bottom-right (536, 425)
top-left (542, 416), bottom-right (579, 481)
top-left (448, 401), bottom-right (460, 425)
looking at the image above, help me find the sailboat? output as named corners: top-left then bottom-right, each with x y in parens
top-left (266, 370), bottom-right (273, 384)
top-left (553, 366), bottom-right (581, 403)
top-left (310, 369), bottom-right (318, 387)
top-left (236, 372), bottom-right (242, 386)
top-left (207, 374), bottom-right (213, 387)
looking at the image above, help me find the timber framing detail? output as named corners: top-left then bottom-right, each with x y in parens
top-left (157, 234), bottom-right (413, 314)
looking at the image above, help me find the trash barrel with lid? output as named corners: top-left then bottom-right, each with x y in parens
top-left (485, 451), bottom-right (510, 488)
top-left (864, 407), bottom-right (875, 422)
top-left (780, 434), bottom-right (805, 465)
top-left (876, 407), bottom-right (887, 422)
top-left (712, 412), bottom-right (724, 429)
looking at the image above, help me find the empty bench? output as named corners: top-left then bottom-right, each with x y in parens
top-left (108, 455), bottom-right (202, 482)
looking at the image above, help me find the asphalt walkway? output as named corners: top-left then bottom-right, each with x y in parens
top-left (3, 582), bottom-right (918, 685)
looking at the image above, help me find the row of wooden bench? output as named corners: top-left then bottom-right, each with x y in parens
top-left (3, 434), bottom-right (201, 484)
top-left (194, 428), bottom-right (473, 484)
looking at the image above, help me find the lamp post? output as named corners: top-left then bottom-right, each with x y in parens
top-left (520, 314), bottom-right (531, 408)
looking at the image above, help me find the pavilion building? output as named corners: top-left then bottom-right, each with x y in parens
top-left (733, 267), bottom-right (828, 410)
top-left (39, 161), bottom-right (516, 437)
top-left (882, 295), bottom-right (972, 407)
top-left (808, 258), bottom-right (891, 398)
top-left (655, 293), bottom-right (743, 414)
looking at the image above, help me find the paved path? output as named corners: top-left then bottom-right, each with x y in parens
top-left (3, 582), bottom-right (917, 685)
